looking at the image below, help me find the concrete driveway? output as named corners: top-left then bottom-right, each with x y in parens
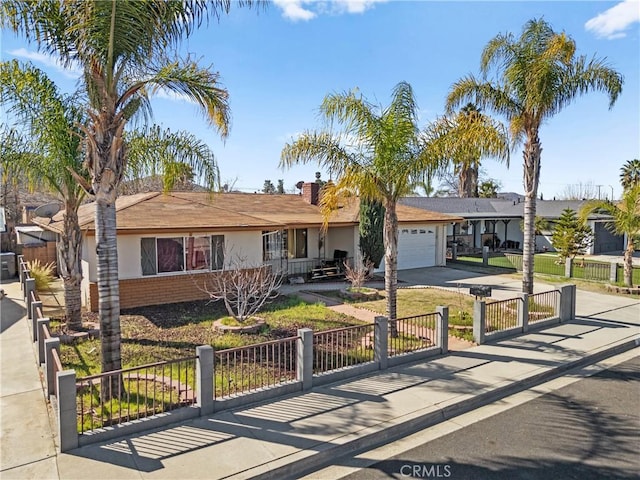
top-left (397, 266), bottom-right (533, 300)
top-left (396, 266), bottom-right (640, 319)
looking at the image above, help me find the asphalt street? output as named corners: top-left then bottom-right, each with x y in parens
top-left (338, 356), bottom-right (640, 480)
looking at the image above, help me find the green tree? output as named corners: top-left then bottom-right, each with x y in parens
top-left (276, 179), bottom-right (285, 194)
top-left (262, 179), bottom-right (276, 194)
top-left (281, 82), bottom-right (440, 321)
top-left (620, 159), bottom-right (640, 191)
top-left (478, 179), bottom-right (501, 198)
top-left (124, 125), bottom-right (220, 193)
top-left (2, 0), bottom-right (258, 396)
top-left (551, 208), bottom-right (593, 262)
top-left (580, 185), bottom-right (640, 287)
top-left (1, 60), bottom-right (87, 328)
top-left (447, 18), bottom-right (623, 293)
top-left (359, 199), bottom-right (385, 269)
top-left (426, 103), bottom-right (510, 198)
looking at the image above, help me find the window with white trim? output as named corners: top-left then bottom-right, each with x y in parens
top-left (141, 235), bottom-right (224, 276)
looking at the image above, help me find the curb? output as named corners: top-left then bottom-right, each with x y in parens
top-left (244, 336), bottom-right (640, 480)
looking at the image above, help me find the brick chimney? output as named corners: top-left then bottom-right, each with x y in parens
top-left (301, 182), bottom-right (320, 205)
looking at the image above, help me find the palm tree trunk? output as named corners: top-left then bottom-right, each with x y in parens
top-left (522, 131), bottom-right (542, 294)
top-left (59, 202), bottom-right (83, 329)
top-left (383, 199), bottom-right (399, 337)
top-left (95, 199), bottom-right (123, 400)
top-left (469, 163), bottom-right (479, 198)
top-left (624, 235), bottom-right (634, 287)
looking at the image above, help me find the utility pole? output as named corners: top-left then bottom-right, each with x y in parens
top-left (596, 184), bottom-right (603, 200)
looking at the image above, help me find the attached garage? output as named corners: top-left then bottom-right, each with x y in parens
top-left (397, 225), bottom-right (437, 270)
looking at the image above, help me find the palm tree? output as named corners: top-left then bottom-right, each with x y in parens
top-left (426, 103), bottom-right (510, 198)
top-left (580, 185), bottom-right (640, 287)
top-left (2, 1), bottom-right (257, 396)
top-left (1, 59), bottom-right (87, 329)
top-left (124, 125), bottom-right (220, 193)
top-left (447, 18), bottom-right (623, 293)
top-left (281, 82), bottom-right (440, 322)
top-left (620, 159), bottom-right (640, 191)
top-left (1, 61), bottom-right (223, 331)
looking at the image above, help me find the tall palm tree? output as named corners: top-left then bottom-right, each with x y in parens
top-left (1, 59), bottom-right (87, 329)
top-left (1, 60), bottom-right (223, 331)
top-left (447, 18), bottom-right (623, 293)
top-left (620, 159), bottom-right (640, 191)
top-left (580, 185), bottom-right (640, 287)
top-left (426, 103), bottom-right (510, 198)
top-left (124, 125), bottom-right (220, 193)
top-left (2, 1), bottom-right (257, 396)
top-left (281, 82), bottom-right (440, 321)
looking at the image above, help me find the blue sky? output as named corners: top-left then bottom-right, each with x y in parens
top-left (1, 0), bottom-right (639, 199)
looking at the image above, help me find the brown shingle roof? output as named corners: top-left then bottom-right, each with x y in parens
top-left (34, 192), bottom-right (461, 234)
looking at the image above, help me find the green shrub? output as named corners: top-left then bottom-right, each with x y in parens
top-left (26, 259), bottom-right (55, 291)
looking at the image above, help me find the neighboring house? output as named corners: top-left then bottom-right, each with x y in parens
top-left (34, 183), bottom-right (459, 311)
top-left (399, 197), bottom-right (622, 255)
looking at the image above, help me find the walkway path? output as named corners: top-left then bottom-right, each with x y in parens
top-left (293, 286), bottom-right (476, 351)
top-left (0, 279), bottom-right (59, 479)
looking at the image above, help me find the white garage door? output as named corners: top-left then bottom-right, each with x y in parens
top-left (397, 226), bottom-right (436, 270)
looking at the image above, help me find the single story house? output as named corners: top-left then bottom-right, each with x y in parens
top-left (399, 197), bottom-right (622, 255)
top-left (34, 183), bottom-right (460, 311)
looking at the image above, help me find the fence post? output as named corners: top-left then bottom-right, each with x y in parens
top-left (482, 246), bottom-right (489, 266)
top-left (374, 316), bottom-right (389, 370)
top-left (452, 243), bottom-right (458, 261)
top-left (37, 318), bottom-right (50, 364)
top-left (31, 300), bottom-right (42, 342)
top-left (297, 328), bottom-right (313, 391)
top-left (17, 255), bottom-right (24, 288)
top-left (559, 284), bottom-right (576, 322)
top-left (473, 300), bottom-right (486, 344)
top-left (609, 263), bottom-right (617, 284)
top-left (436, 307), bottom-right (449, 355)
top-left (25, 278), bottom-right (35, 317)
top-left (45, 337), bottom-right (60, 398)
top-left (57, 370), bottom-right (79, 452)
top-left (519, 293), bottom-right (529, 333)
top-left (196, 345), bottom-right (214, 416)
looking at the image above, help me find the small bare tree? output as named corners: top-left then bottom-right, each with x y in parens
top-left (344, 259), bottom-right (374, 289)
top-left (197, 252), bottom-right (282, 323)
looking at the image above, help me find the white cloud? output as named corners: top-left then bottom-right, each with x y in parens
top-left (273, 0), bottom-right (316, 22)
top-left (274, 0), bottom-right (386, 22)
top-left (8, 48), bottom-right (81, 78)
top-left (154, 88), bottom-right (197, 104)
top-left (585, 0), bottom-right (640, 39)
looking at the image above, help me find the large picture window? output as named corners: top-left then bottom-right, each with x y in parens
top-left (141, 235), bottom-right (224, 276)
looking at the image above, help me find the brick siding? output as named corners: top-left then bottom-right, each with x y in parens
top-left (87, 273), bottom-right (214, 312)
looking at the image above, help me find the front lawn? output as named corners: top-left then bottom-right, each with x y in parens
top-left (58, 295), bottom-right (362, 377)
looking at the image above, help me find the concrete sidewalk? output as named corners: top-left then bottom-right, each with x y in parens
top-left (0, 279), bottom-right (58, 479)
top-left (1, 273), bottom-right (639, 480)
